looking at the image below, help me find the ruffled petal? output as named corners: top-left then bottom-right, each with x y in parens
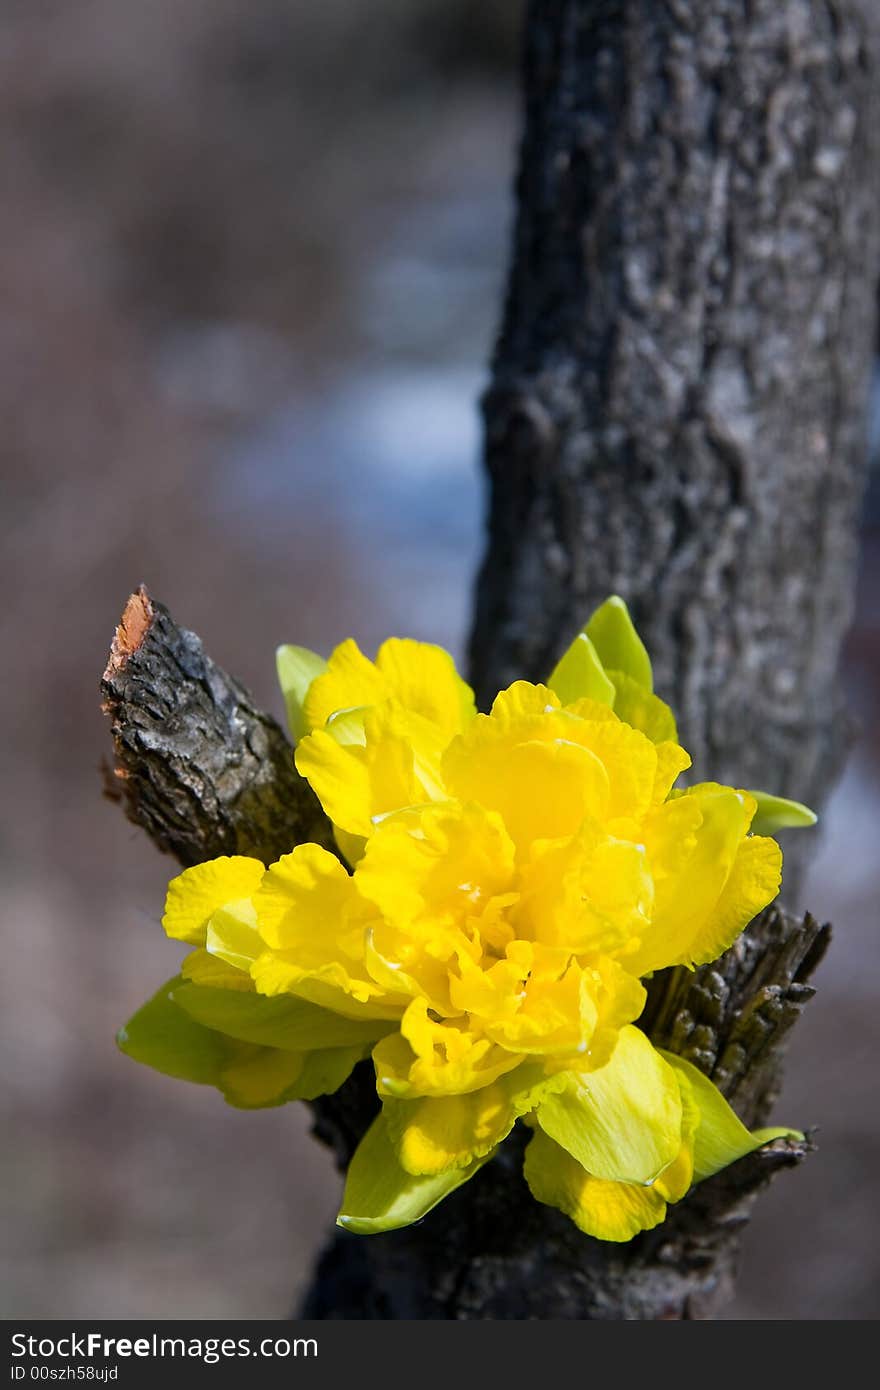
top-left (303, 638), bottom-right (387, 729)
top-left (295, 715), bottom-right (420, 838)
top-left (373, 1003), bottom-right (524, 1098)
top-left (444, 731), bottom-right (610, 857)
top-left (630, 785), bottom-right (770, 974)
top-left (375, 637), bottom-right (475, 736)
top-left (516, 826), bottom-right (653, 956)
top-left (162, 857), bottom-right (265, 945)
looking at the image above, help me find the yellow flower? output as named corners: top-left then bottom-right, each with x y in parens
top-left (118, 598), bottom-right (811, 1241)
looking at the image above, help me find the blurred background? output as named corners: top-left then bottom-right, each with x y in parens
top-left (1, 1), bottom-right (877, 1321)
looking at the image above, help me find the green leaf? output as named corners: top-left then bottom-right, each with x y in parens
top-left (117, 976), bottom-right (225, 1085)
top-left (276, 644), bottom-right (328, 742)
top-left (607, 669), bottom-right (677, 743)
top-left (746, 791), bottom-right (817, 835)
top-left (337, 1112), bottom-right (488, 1234)
top-left (661, 1051), bottom-right (802, 1182)
top-left (585, 596), bottom-right (653, 692)
top-left (548, 632), bottom-right (616, 708)
top-left (171, 981), bottom-right (392, 1051)
top-left (535, 1026), bottom-right (682, 1184)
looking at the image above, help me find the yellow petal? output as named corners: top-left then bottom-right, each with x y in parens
top-left (251, 845), bottom-right (403, 1018)
top-left (302, 638), bottom-right (387, 729)
top-left (487, 681), bottom-right (561, 723)
top-left (445, 733), bottom-right (610, 856)
top-left (254, 844), bottom-right (363, 953)
top-left (652, 740), bottom-right (692, 802)
top-left (570, 717), bottom-right (658, 822)
top-left (375, 637), bottom-right (475, 736)
top-left (384, 1063), bottom-right (561, 1175)
top-left (686, 834), bottom-right (782, 967)
top-left (524, 1128), bottom-right (667, 1241)
top-left (205, 900), bottom-right (261, 973)
top-left (534, 1025), bottom-right (682, 1183)
top-left (355, 800), bottom-right (516, 937)
top-left (295, 719), bottom-right (419, 838)
top-left (516, 826), bottom-right (653, 956)
top-left (162, 856), bottom-right (265, 945)
top-left (630, 786), bottom-right (760, 974)
top-left (372, 1006), bottom-right (523, 1098)
top-left (251, 951), bottom-right (405, 1020)
top-left (482, 953), bottom-right (601, 1056)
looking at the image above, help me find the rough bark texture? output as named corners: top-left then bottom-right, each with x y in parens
top-left (101, 586), bottom-right (335, 866)
top-left (470, 0), bottom-right (880, 877)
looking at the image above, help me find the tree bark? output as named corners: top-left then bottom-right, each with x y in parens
top-left (101, 587), bottom-right (335, 866)
top-left (470, 0), bottom-right (879, 893)
top-left (100, 0), bottom-right (879, 1321)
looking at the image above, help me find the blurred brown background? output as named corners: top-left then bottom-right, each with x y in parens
top-left (1, 1), bottom-right (877, 1321)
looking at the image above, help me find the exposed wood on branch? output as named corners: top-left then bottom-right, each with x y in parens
top-left (100, 585), bottom-right (335, 867)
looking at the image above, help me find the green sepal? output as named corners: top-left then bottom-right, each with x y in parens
top-left (607, 669), bottom-right (677, 743)
top-left (585, 596), bottom-right (653, 691)
top-left (276, 644), bottom-right (328, 742)
top-left (661, 1051), bottom-right (802, 1182)
top-left (118, 976), bottom-right (368, 1109)
top-left (171, 980), bottom-right (392, 1051)
top-left (117, 975), bottom-right (225, 1085)
top-left (337, 1111), bottom-right (489, 1234)
top-left (548, 632), bottom-right (616, 708)
top-left (746, 791), bottom-right (817, 835)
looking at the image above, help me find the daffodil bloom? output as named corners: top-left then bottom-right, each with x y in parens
top-left (119, 598), bottom-right (813, 1241)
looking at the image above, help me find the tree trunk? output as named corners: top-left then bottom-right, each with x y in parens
top-left (101, 0), bottom-right (879, 1320)
top-left (471, 0), bottom-right (879, 895)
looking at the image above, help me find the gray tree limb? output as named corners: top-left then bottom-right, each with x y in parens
top-left (101, 586), bottom-right (335, 866)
